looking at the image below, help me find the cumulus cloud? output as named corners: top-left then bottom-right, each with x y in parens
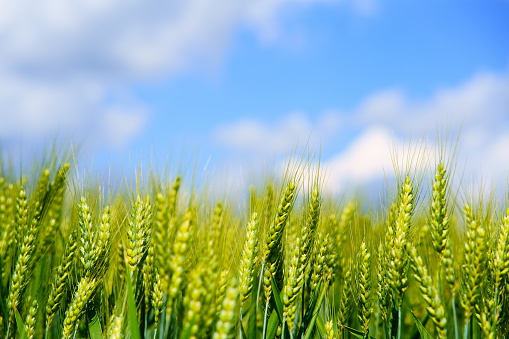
top-left (213, 111), bottom-right (343, 157)
top-left (0, 0), bottom-right (365, 79)
top-left (0, 0), bottom-right (363, 153)
top-left (214, 68), bottom-right (509, 193)
top-left (0, 76), bottom-right (147, 150)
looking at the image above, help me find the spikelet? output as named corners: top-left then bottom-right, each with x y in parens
top-left (356, 241), bottom-right (372, 333)
top-left (325, 320), bottom-right (336, 339)
top-left (282, 186), bottom-right (320, 331)
top-left (24, 296), bottom-right (38, 339)
top-left (409, 247), bottom-right (447, 339)
top-left (166, 208), bottom-right (192, 315)
top-left (264, 181), bottom-right (296, 303)
top-left (126, 195), bottom-right (152, 275)
top-left (337, 260), bottom-right (353, 336)
top-left (181, 266), bottom-right (206, 339)
top-left (387, 176), bottom-right (414, 307)
top-left (461, 203), bottom-right (487, 321)
top-left (61, 277), bottom-right (97, 339)
top-left (481, 208), bottom-right (509, 337)
top-left (36, 163), bottom-right (70, 259)
top-left (310, 231), bottom-right (333, 291)
top-left (238, 213), bottom-right (259, 310)
top-left (77, 197), bottom-right (95, 273)
top-left (78, 198), bottom-right (111, 277)
top-left (106, 314), bottom-right (124, 339)
top-left (7, 188), bottom-right (36, 332)
top-left (430, 163), bottom-right (450, 257)
top-left (0, 178), bottom-right (15, 264)
top-left (212, 278), bottom-right (239, 339)
top-left (46, 229), bottom-right (78, 329)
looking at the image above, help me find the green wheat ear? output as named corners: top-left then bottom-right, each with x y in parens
top-left (263, 180), bottom-right (296, 303)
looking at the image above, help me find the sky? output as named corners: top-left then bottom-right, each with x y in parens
top-left (0, 0), bottom-right (509, 197)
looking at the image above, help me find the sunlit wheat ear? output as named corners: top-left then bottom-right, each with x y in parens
top-left (376, 243), bottom-right (391, 325)
top-left (96, 205), bottom-right (111, 257)
top-left (151, 271), bottom-right (165, 328)
top-left (61, 277), bottom-right (97, 339)
top-left (310, 231), bottom-right (333, 291)
top-left (325, 320), bottom-right (336, 339)
top-left (430, 163), bottom-right (450, 257)
top-left (212, 278), bottom-right (239, 339)
top-left (335, 202), bottom-right (355, 262)
top-left (0, 179), bottom-right (16, 277)
top-left (24, 296), bottom-right (38, 339)
top-left (238, 212), bottom-right (259, 311)
top-left (36, 163), bottom-right (70, 259)
top-left (263, 181), bottom-right (296, 303)
top-left (153, 176), bottom-right (181, 290)
top-left (337, 261), bottom-right (353, 338)
top-left (106, 314), bottom-right (124, 339)
top-left (282, 186), bottom-right (320, 331)
top-left (46, 229), bottom-right (78, 329)
top-left (142, 245), bottom-right (155, 316)
top-left (299, 186), bottom-right (321, 266)
top-left (460, 203), bottom-right (487, 322)
top-left (196, 202), bottom-right (226, 335)
top-left (387, 176), bottom-right (414, 308)
top-left (181, 266), bottom-right (206, 339)
top-left (153, 192), bottom-right (170, 289)
top-left (30, 168), bottom-right (50, 222)
top-left (78, 196), bottom-right (95, 272)
top-left (126, 195), bottom-right (152, 275)
top-left (166, 208), bottom-right (192, 315)
top-left (483, 207), bottom-right (509, 336)
top-left (356, 241), bottom-right (372, 333)
top-left (282, 253), bottom-right (300, 332)
top-left (7, 188), bottom-right (35, 332)
top-left (442, 241), bottom-right (456, 293)
top-left (409, 246), bottom-right (447, 339)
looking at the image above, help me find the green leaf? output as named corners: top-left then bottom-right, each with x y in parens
top-left (340, 325), bottom-right (377, 339)
top-left (89, 314), bottom-right (103, 339)
top-left (266, 310), bottom-right (279, 339)
top-left (14, 308), bottom-right (28, 339)
top-left (126, 272), bottom-right (141, 339)
top-left (315, 316), bottom-right (326, 337)
top-left (269, 275), bottom-right (291, 339)
top-left (0, 262), bottom-right (8, 327)
top-left (248, 289), bottom-right (258, 339)
top-left (298, 281), bottom-right (327, 338)
top-left (410, 310), bottom-right (433, 339)
top-left (269, 277), bottom-right (284, 323)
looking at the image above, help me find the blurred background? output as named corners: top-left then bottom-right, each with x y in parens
top-left (0, 0), bottom-right (508, 198)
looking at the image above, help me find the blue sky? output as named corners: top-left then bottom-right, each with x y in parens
top-left (1, 0), bottom-right (508, 195)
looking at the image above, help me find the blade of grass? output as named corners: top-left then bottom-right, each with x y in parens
top-left (297, 281), bottom-right (327, 338)
top-left (340, 325), bottom-right (376, 339)
top-left (89, 314), bottom-right (103, 339)
top-left (270, 276), bottom-right (291, 339)
top-left (14, 308), bottom-right (28, 339)
top-left (410, 310), bottom-right (433, 339)
top-left (126, 272), bottom-right (141, 339)
top-left (266, 310), bottom-right (279, 339)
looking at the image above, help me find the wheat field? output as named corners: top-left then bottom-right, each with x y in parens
top-left (0, 149), bottom-right (508, 339)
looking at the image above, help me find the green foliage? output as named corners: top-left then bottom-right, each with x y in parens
top-left (0, 149), bottom-right (508, 339)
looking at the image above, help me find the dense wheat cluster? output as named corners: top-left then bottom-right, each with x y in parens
top-left (0, 150), bottom-right (508, 339)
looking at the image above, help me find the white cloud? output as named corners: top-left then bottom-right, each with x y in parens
top-left (355, 71), bottom-right (509, 135)
top-left (0, 76), bottom-right (147, 150)
top-left (213, 68), bottom-right (509, 193)
top-left (325, 127), bottom-right (394, 187)
top-left (0, 0), bottom-right (367, 153)
top-left (0, 0), bottom-right (364, 80)
top-left (213, 112), bottom-right (343, 157)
